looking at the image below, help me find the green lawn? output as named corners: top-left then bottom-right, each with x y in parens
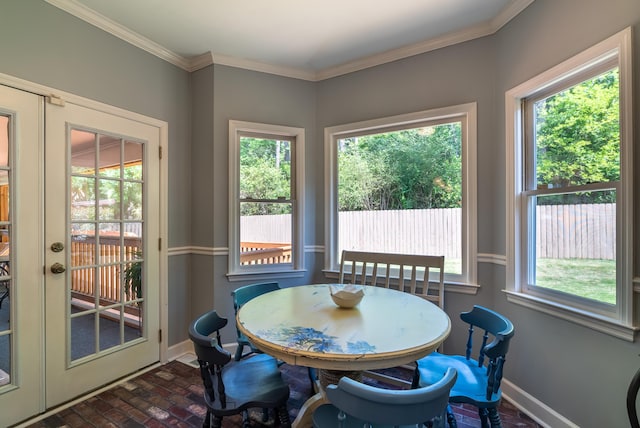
top-left (535, 258), bottom-right (616, 304)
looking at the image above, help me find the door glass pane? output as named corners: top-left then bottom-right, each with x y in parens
top-left (71, 312), bottom-right (96, 360)
top-left (123, 182), bottom-right (142, 220)
top-left (70, 130), bottom-right (96, 174)
top-left (98, 179), bottom-right (120, 221)
top-left (0, 335), bottom-right (10, 387)
top-left (98, 135), bottom-right (121, 172)
top-left (124, 140), bottom-right (143, 181)
top-left (0, 115), bottom-right (11, 385)
top-left (71, 176), bottom-right (96, 221)
top-left (69, 129), bottom-right (144, 363)
top-left (0, 115), bottom-right (8, 168)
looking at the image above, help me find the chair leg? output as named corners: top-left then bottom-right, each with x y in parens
top-left (234, 344), bottom-right (245, 361)
top-left (411, 367), bottom-right (420, 389)
top-left (212, 414), bottom-right (223, 428)
top-left (446, 405), bottom-right (458, 428)
top-left (277, 404), bottom-right (291, 427)
top-left (478, 408), bottom-right (490, 428)
top-left (308, 367), bottom-right (317, 385)
top-left (627, 367), bottom-right (640, 428)
top-left (202, 410), bottom-right (211, 428)
top-left (487, 407), bottom-right (502, 428)
top-left (242, 410), bottom-right (251, 428)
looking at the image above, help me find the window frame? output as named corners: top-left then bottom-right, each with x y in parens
top-left (228, 120), bottom-right (305, 279)
top-left (505, 28), bottom-right (634, 340)
top-left (324, 103), bottom-right (478, 289)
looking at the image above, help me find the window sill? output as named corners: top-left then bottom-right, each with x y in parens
top-left (227, 269), bottom-right (307, 282)
top-left (504, 290), bottom-right (639, 341)
top-left (322, 270), bottom-right (480, 295)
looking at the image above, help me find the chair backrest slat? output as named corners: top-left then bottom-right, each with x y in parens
top-left (338, 250), bottom-right (445, 308)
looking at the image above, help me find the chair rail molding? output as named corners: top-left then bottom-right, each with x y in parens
top-left (477, 253), bottom-right (506, 265)
top-left (168, 246), bottom-right (323, 257)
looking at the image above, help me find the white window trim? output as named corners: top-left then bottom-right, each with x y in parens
top-left (228, 120), bottom-right (305, 279)
top-left (324, 103), bottom-right (478, 287)
top-left (505, 27), bottom-right (636, 340)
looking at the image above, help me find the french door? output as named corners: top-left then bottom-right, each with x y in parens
top-left (0, 85), bottom-right (162, 426)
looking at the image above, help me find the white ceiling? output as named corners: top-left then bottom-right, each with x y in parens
top-left (46, 0), bottom-right (534, 81)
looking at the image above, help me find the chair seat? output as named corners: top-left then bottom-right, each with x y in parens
top-left (416, 352), bottom-right (501, 407)
top-left (313, 403), bottom-right (443, 428)
top-left (205, 353), bottom-right (290, 415)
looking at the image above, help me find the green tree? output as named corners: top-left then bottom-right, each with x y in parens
top-left (338, 147), bottom-right (388, 210)
top-left (338, 122), bottom-right (462, 211)
top-left (535, 69), bottom-right (619, 203)
top-left (239, 137), bottom-right (291, 215)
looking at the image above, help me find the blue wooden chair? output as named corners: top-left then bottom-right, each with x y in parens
top-left (312, 367), bottom-right (457, 428)
top-left (231, 282), bottom-right (281, 361)
top-left (412, 305), bottom-right (515, 428)
top-left (189, 310), bottom-right (291, 428)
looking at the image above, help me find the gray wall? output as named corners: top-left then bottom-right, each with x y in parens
top-left (208, 65), bottom-right (318, 336)
top-left (492, 0), bottom-right (640, 426)
top-left (3, 0), bottom-right (640, 425)
top-left (0, 0), bottom-right (193, 346)
top-left (314, 1), bottom-right (640, 426)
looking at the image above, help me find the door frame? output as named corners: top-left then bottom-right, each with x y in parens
top-left (0, 72), bottom-right (169, 364)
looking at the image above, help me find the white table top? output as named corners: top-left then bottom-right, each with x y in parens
top-left (236, 284), bottom-right (451, 371)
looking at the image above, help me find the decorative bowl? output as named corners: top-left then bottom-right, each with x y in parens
top-left (329, 284), bottom-right (364, 308)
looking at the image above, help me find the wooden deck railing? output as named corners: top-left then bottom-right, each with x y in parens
top-left (71, 234), bottom-right (142, 304)
top-left (71, 237), bottom-right (289, 303)
top-left (240, 242), bottom-right (292, 265)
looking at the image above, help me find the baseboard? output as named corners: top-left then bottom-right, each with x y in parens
top-left (501, 378), bottom-right (579, 428)
top-left (167, 339), bottom-right (194, 361)
top-left (167, 339), bottom-right (238, 362)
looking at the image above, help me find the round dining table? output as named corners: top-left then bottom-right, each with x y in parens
top-left (236, 283), bottom-right (451, 427)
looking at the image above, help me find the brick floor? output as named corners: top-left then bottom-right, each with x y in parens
top-left (22, 359), bottom-right (540, 428)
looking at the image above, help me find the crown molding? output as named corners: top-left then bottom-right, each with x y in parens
top-left (491, 0), bottom-right (535, 31)
top-left (315, 22), bottom-right (495, 81)
top-left (45, 0), bottom-right (192, 70)
top-left (210, 53), bottom-right (316, 81)
top-left (315, 0), bottom-right (535, 80)
top-left (45, 0), bottom-right (535, 80)
top-left (187, 52), bottom-right (214, 72)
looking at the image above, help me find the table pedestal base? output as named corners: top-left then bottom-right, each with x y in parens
top-left (318, 369), bottom-right (362, 389)
top-left (292, 369), bottom-right (363, 428)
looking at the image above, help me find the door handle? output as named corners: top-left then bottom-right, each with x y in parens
top-left (50, 263), bottom-right (66, 274)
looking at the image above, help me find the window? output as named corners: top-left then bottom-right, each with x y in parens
top-left (228, 120), bottom-right (305, 278)
top-left (324, 103), bottom-right (477, 286)
top-left (506, 28), bottom-right (633, 339)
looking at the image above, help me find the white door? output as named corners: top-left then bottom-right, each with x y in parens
top-left (0, 84), bottom-right (46, 426)
top-left (44, 100), bottom-right (161, 407)
top-left (0, 85), bottom-right (163, 426)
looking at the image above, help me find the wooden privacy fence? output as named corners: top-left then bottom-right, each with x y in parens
top-left (339, 209), bottom-right (461, 257)
top-left (536, 203), bottom-right (615, 259)
top-left (71, 234), bottom-right (142, 302)
top-left (241, 203), bottom-right (616, 261)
